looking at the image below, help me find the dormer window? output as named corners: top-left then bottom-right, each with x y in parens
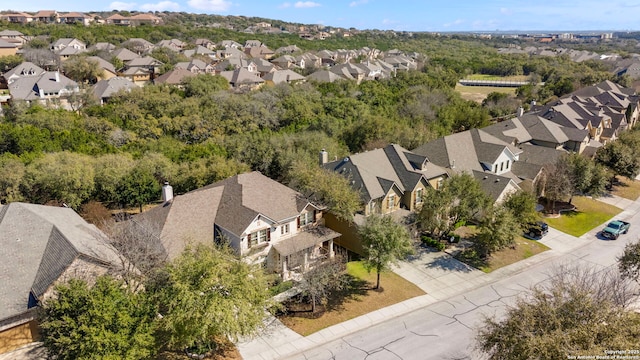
top-left (299, 211), bottom-right (314, 227)
top-left (248, 229), bottom-right (269, 248)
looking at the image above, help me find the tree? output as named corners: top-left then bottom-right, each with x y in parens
top-left (595, 141), bottom-right (640, 185)
top-left (0, 154), bottom-right (25, 203)
top-left (359, 214), bottom-right (414, 289)
top-left (502, 190), bottom-right (539, 232)
top-left (619, 239), bottom-right (640, 284)
top-left (287, 162), bottom-right (361, 222)
top-left (116, 166), bottom-right (160, 212)
top-left (150, 243), bottom-right (271, 352)
top-left (475, 205), bottom-right (521, 259)
top-left (182, 74), bottom-right (229, 97)
top-left (476, 265), bottom-right (640, 360)
top-left (24, 151), bottom-right (95, 209)
top-left (565, 153), bottom-right (608, 198)
top-left (63, 56), bottom-right (102, 83)
top-left (540, 160), bottom-right (572, 212)
top-left (40, 276), bottom-right (157, 360)
top-left (297, 257), bottom-right (349, 313)
top-left (417, 173), bottom-right (491, 238)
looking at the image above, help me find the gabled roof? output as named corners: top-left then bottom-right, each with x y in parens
top-left (4, 62), bottom-right (46, 83)
top-left (154, 68), bottom-right (196, 85)
top-left (324, 144), bottom-right (448, 203)
top-left (472, 171), bottom-right (518, 202)
top-left (262, 69), bottom-right (305, 84)
top-left (137, 172), bottom-right (313, 259)
top-left (112, 48), bottom-right (140, 62)
top-left (0, 203), bottom-right (120, 321)
top-left (126, 56), bottom-right (163, 67)
top-left (307, 70), bottom-right (345, 83)
top-left (412, 129), bottom-right (521, 174)
top-left (93, 77), bottom-right (136, 99)
top-left (8, 72), bottom-right (77, 101)
top-left (87, 56), bottom-right (116, 75)
top-left (0, 30), bottom-right (25, 37)
top-left (219, 67), bottom-right (264, 86)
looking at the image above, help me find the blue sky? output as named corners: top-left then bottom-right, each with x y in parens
top-left (9, 1), bottom-right (640, 31)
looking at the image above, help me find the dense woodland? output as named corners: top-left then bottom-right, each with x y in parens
top-left (0, 18), bottom-right (632, 216)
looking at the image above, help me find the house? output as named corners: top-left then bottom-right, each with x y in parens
top-left (105, 13), bottom-right (130, 26)
top-left (306, 70), bottom-right (346, 83)
top-left (93, 77), bottom-right (137, 104)
top-left (59, 12), bottom-right (93, 26)
top-left (125, 56), bottom-right (163, 76)
top-left (0, 12), bottom-right (34, 24)
top-left (135, 172), bottom-right (340, 279)
top-left (153, 68), bottom-right (197, 86)
top-left (244, 45), bottom-right (275, 59)
top-left (122, 38), bottom-right (155, 55)
top-left (174, 59), bottom-right (215, 74)
top-left (3, 62), bottom-right (46, 86)
top-left (111, 48), bottom-right (140, 63)
top-left (129, 13), bottom-right (162, 26)
top-left (194, 38), bottom-right (216, 50)
top-left (33, 10), bottom-right (58, 23)
top-left (0, 30), bottom-right (29, 47)
top-left (0, 203), bottom-right (122, 354)
top-left (262, 69), bottom-right (306, 85)
top-left (50, 38), bottom-right (86, 52)
top-left (0, 39), bottom-right (18, 57)
top-left (88, 42), bottom-right (117, 53)
top-left (271, 55), bottom-right (298, 69)
top-left (412, 128), bottom-right (523, 202)
top-left (323, 144), bottom-right (449, 253)
top-left (219, 68), bottom-right (264, 91)
top-left (275, 45), bottom-right (301, 54)
top-left (182, 45), bottom-right (215, 58)
top-left (87, 56), bottom-right (118, 81)
top-left (156, 39), bottom-right (186, 52)
top-left (119, 67), bottom-right (151, 86)
top-left (8, 71), bottom-right (79, 109)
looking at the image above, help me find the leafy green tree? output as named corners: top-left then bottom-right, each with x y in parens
top-left (475, 205), bottom-right (520, 259)
top-left (94, 153), bottom-right (136, 204)
top-left (287, 162), bottom-right (361, 222)
top-left (182, 74), bottom-right (229, 97)
top-left (541, 160), bottom-right (572, 212)
top-left (150, 244), bottom-right (271, 352)
top-left (40, 276), bottom-right (157, 360)
top-left (24, 152), bottom-right (95, 209)
top-left (0, 54), bottom-right (23, 72)
top-left (63, 56), bottom-right (102, 83)
top-left (359, 214), bottom-right (413, 289)
top-left (595, 141), bottom-right (640, 184)
top-left (116, 166), bottom-right (160, 212)
top-left (565, 153), bottom-right (608, 198)
top-left (476, 266), bottom-right (640, 359)
top-left (502, 190), bottom-right (539, 232)
top-left (0, 154), bottom-right (25, 203)
top-left (417, 173), bottom-right (492, 238)
top-left (619, 239), bottom-right (640, 284)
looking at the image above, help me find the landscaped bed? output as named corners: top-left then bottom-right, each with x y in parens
top-left (544, 196), bottom-right (622, 237)
top-left (277, 261), bottom-right (425, 336)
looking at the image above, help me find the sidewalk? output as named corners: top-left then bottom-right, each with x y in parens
top-left (239, 196), bottom-right (630, 359)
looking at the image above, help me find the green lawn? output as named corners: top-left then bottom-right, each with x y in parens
top-left (544, 196), bottom-right (622, 237)
top-left (277, 261), bottom-right (425, 336)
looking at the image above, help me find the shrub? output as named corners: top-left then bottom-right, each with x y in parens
top-left (421, 235), bottom-right (446, 251)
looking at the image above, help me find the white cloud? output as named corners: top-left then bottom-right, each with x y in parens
top-left (279, 2), bottom-right (291, 8)
top-left (443, 19), bottom-right (464, 28)
top-left (294, 1), bottom-right (321, 8)
top-left (349, 0), bottom-right (369, 7)
top-left (141, 1), bottom-right (180, 11)
top-left (500, 7), bottom-right (512, 15)
top-left (109, 1), bottom-right (138, 10)
top-left (187, 0), bottom-right (232, 12)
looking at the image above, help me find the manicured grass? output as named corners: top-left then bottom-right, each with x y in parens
top-left (544, 196), bottom-right (622, 237)
top-left (465, 74), bottom-right (531, 81)
top-left (278, 261), bottom-right (425, 336)
top-left (455, 84), bottom-right (516, 103)
top-left (456, 238), bottom-right (549, 273)
top-left (610, 176), bottom-right (640, 201)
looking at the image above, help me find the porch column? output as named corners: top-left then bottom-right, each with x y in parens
top-left (329, 239), bottom-right (335, 258)
top-left (303, 251), bottom-right (309, 271)
top-left (282, 256), bottom-right (288, 278)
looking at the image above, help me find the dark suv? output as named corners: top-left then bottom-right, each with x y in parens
top-left (524, 221), bottom-right (549, 240)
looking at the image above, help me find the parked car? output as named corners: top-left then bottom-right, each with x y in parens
top-left (601, 220), bottom-right (630, 240)
top-left (523, 221), bottom-right (549, 240)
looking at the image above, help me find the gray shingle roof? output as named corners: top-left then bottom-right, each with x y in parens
top-left (93, 77), bottom-right (136, 99)
top-left (137, 172), bottom-right (314, 259)
top-left (0, 203), bottom-right (120, 321)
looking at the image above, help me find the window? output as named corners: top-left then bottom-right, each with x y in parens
top-left (506, 160), bottom-right (510, 170)
top-left (415, 188), bottom-right (423, 206)
top-left (500, 162), bottom-right (504, 172)
top-left (280, 223), bottom-right (290, 235)
top-left (387, 194), bottom-right (395, 210)
top-left (299, 211), bottom-right (313, 227)
top-left (248, 229), bottom-right (268, 248)
top-left (494, 164), bottom-right (498, 173)
top-left (368, 201), bottom-right (376, 214)
top-left (437, 178), bottom-right (444, 189)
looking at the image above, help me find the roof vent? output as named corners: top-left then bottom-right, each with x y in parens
top-left (495, 179), bottom-right (500, 183)
top-left (483, 176), bottom-right (488, 180)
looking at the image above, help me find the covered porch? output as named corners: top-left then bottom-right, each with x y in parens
top-left (271, 227), bottom-right (340, 280)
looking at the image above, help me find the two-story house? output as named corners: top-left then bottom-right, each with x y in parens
top-left (412, 128), bottom-right (522, 203)
top-left (135, 172), bottom-right (340, 280)
top-left (323, 144), bottom-right (449, 254)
